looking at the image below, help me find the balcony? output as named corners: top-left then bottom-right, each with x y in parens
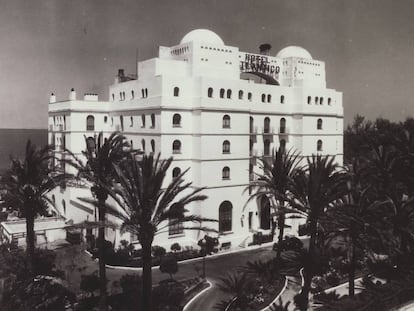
top-left (278, 126), bottom-right (289, 135)
top-left (249, 126), bottom-right (258, 135)
top-left (262, 126), bottom-right (274, 136)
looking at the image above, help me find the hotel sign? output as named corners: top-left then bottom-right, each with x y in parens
top-left (240, 53), bottom-right (280, 76)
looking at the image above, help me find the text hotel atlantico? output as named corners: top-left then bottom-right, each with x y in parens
top-left (48, 29), bottom-right (343, 250)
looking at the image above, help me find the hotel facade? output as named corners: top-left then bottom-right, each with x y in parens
top-left (47, 29), bottom-right (343, 250)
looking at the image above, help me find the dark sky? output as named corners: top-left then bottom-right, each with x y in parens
top-left (1, 0), bottom-right (414, 128)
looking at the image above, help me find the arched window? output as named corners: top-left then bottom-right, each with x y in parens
top-left (222, 140), bottom-right (230, 154)
top-left (151, 113), bottom-right (155, 128)
top-left (141, 139), bottom-right (145, 151)
top-left (267, 94), bottom-right (272, 103)
top-left (151, 139), bottom-right (155, 153)
top-left (145, 88), bottom-right (148, 98)
top-left (317, 139), bottom-right (323, 151)
top-left (307, 96), bottom-right (311, 105)
top-left (249, 116), bottom-right (254, 133)
top-left (62, 200), bottom-right (66, 215)
top-left (168, 203), bottom-right (184, 235)
top-left (220, 88), bottom-right (225, 98)
top-left (141, 115), bottom-right (145, 127)
top-left (86, 115), bottom-right (95, 131)
top-left (172, 114), bottom-right (181, 127)
top-left (315, 96), bottom-right (319, 105)
top-left (104, 116), bottom-right (108, 123)
top-left (238, 90), bottom-right (243, 100)
top-left (264, 139), bottom-right (271, 156)
top-left (222, 115), bottom-right (231, 128)
top-left (131, 90), bottom-right (134, 99)
top-left (112, 94), bottom-right (115, 101)
top-left (280, 118), bottom-right (286, 134)
top-left (261, 94), bottom-right (266, 103)
top-left (120, 115), bottom-right (124, 131)
top-left (172, 167), bottom-right (181, 179)
top-left (86, 137), bottom-right (96, 153)
top-left (173, 87), bottom-right (179, 97)
top-left (130, 116), bottom-right (133, 127)
top-left (219, 201), bottom-right (233, 232)
top-left (317, 118), bottom-right (323, 130)
top-left (208, 87), bottom-right (213, 98)
top-left (248, 92), bottom-right (252, 101)
top-left (264, 117), bottom-right (271, 133)
top-left (227, 89), bottom-right (232, 99)
top-left (320, 97), bottom-right (324, 105)
top-left (222, 167), bottom-right (230, 180)
top-left (173, 140), bottom-right (181, 153)
top-left (280, 95), bottom-right (285, 104)
top-left (328, 98), bottom-right (332, 105)
top-left (130, 140), bottom-right (133, 149)
top-left (280, 139), bottom-right (286, 152)
top-left (119, 92), bottom-right (123, 100)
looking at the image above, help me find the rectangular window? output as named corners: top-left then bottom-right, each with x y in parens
top-left (169, 221), bottom-right (184, 236)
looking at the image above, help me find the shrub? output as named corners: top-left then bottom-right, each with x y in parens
top-left (152, 246), bottom-right (167, 258)
top-left (170, 242), bottom-right (181, 253)
top-left (198, 235), bottom-right (219, 254)
top-left (119, 274), bottom-right (142, 306)
top-left (153, 280), bottom-right (185, 311)
top-left (273, 236), bottom-right (304, 253)
top-left (80, 272), bottom-right (100, 297)
top-left (160, 255), bottom-right (178, 279)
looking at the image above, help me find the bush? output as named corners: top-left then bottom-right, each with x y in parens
top-left (2, 276), bottom-right (75, 311)
top-left (252, 232), bottom-right (273, 246)
top-left (152, 246), bottom-right (167, 258)
top-left (120, 273), bottom-right (142, 306)
top-left (80, 272), bottom-right (100, 297)
top-left (170, 242), bottom-right (181, 253)
top-left (153, 280), bottom-right (184, 311)
top-left (160, 255), bottom-right (178, 279)
top-left (198, 235), bottom-right (219, 254)
top-left (273, 236), bottom-right (304, 253)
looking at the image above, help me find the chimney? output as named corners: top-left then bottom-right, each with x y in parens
top-left (69, 88), bottom-right (76, 100)
top-left (118, 69), bottom-right (125, 78)
top-left (259, 43), bottom-right (272, 56)
top-left (49, 92), bottom-right (56, 103)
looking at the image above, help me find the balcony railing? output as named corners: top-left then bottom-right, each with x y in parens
top-left (262, 126), bottom-right (274, 135)
top-left (278, 126), bottom-right (289, 135)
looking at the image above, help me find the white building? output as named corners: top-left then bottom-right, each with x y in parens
top-left (48, 29), bottom-right (343, 250)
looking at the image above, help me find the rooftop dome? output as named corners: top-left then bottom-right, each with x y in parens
top-left (180, 29), bottom-right (224, 45)
top-left (276, 46), bottom-right (312, 60)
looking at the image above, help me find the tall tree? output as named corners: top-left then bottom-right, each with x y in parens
top-left (69, 131), bottom-right (128, 311)
top-left (108, 153), bottom-right (213, 311)
top-left (248, 147), bottom-right (301, 261)
top-left (2, 140), bottom-right (65, 274)
top-left (287, 155), bottom-right (347, 310)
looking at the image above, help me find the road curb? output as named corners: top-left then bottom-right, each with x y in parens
top-left (182, 279), bottom-right (213, 311)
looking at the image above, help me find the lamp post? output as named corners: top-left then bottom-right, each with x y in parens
top-left (201, 238), bottom-right (206, 279)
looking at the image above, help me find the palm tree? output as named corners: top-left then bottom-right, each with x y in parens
top-left (108, 153), bottom-right (212, 311)
top-left (324, 159), bottom-right (379, 296)
top-left (215, 272), bottom-right (252, 311)
top-left (2, 140), bottom-right (65, 274)
top-left (248, 147), bottom-right (301, 261)
top-left (69, 131), bottom-right (129, 311)
top-left (287, 154), bottom-right (347, 310)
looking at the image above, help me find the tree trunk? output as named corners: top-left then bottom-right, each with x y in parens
top-left (141, 238), bottom-right (153, 311)
top-left (98, 199), bottom-right (107, 311)
top-left (299, 218), bottom-right (318, 311)
top-left (276, 206), bottom-right (285, 262)
top-left (348, 236), bottom-right (356, 297)
top-left (25, 212), bottom-right (35, 275)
